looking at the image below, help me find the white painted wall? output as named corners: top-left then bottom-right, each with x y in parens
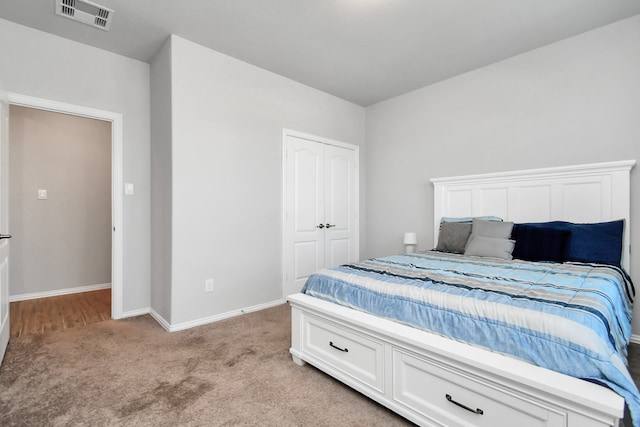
top-left (3, 13), bottom-right (636, 332)
top-left (0, 19), bottom-right (151, 314)
top-left (150, 38), bottom-right (173, 323)
top-left (365, 15), bottom-right (640, 331)
top-left (9, 106), bottom-right (111, 296)
top-left (161, 35), bottom-right (365, 326)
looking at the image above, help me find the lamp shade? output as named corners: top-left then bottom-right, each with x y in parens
top-left (403, 232), bottom-right (417, 245)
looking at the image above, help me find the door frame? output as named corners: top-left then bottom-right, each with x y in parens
top-left (1, 91), bottom-right (10, 362)
top-left (281, 128), bottom-right (359, 298)
top-left (7, 93), bottom-right (124, 319)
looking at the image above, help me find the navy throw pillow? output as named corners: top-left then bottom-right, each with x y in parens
top-left (511, 224), bottom-right (569, 263)
top-left (560, 220), bottom-right (624, 266)
top-left (513, 220), bottom-right (624, 266)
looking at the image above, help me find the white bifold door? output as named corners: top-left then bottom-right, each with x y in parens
top-left (283, 131), bottom-right (359, 297)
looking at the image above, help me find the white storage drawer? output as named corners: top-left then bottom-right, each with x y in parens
top-left (301, 313), bottom-right (385, 393)
top-left (290, 294), bottom-right (624, 427)
top-left (392, 349), bottom-right (567, 427)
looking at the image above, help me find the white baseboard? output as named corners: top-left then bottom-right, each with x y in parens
top-left (9, 283), bottom-right (112, 302)
top-left (154, 298), bottom-right (287, 332)
top-left (149, 309), bottom-right (171, 331)
top-left (630, 334), bottom-right (640, 345)
top-left (120, 308), bottom-right (151, 319)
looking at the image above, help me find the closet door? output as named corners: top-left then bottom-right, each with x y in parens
top-left (283, 132), bottom-right (358, 297)
top-left (324, 145), bottom-right (357, 267)
top-left (284, 136), bottom-right (325, 297)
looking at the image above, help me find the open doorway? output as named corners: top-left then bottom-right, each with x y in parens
top-left (9, 105), bottom-right (111, 335)
top-left (6, 93), bottom-right (123, 327)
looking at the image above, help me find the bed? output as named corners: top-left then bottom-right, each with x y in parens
top-left (289, 160), bottom-right (638, 427)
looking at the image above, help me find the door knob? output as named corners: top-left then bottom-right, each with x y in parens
top-left (325, 224), bottom-right (336, 228)
top-left (317, 224), bottom-right (325, 229)
top-left (0, 234), bottom-right (12, 240)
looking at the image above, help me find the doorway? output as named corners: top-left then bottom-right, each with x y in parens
top-left (9, 105), bottom-right (111, 334)
top-left (7, 93), bottom-right (123, 319)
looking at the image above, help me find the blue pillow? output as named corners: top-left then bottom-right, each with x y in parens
top-left (513, 220), bottom-right (624, 266)
top-left (511, 224), bottom-right (569, 263)
top-left (561, 220), bottom-right (624, 266)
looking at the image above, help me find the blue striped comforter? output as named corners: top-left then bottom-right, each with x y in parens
top-left (302, 251), bottom-right (640, 425)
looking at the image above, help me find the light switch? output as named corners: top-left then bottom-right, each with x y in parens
top-left (124, 183), bottom-right (134, 196)
top-left (38, 189), bottom-right (47, 200)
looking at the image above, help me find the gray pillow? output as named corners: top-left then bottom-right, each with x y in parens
top-left (464, 236), bottom-right (515, 260)
top-left (470, 218), bottom-right (514, 239)
top-left (435, 222), bottom-right (472, 254)
top-left (440, 216), bottom-right (503, 223)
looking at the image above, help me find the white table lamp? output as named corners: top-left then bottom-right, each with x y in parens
top-left (403, 232), bottom-right (417, 253)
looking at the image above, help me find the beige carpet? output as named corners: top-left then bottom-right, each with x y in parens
top-left (0, 304), bottom-right (413, 426)
top-left (2, 303), bottom-right (639, 426)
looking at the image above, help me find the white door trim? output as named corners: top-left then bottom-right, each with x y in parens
top-left (281, 128), bottom-right (359, 298)
top-left (7, 93), bottom-right (124, 319)
top-left (283, 128), bottom-right (359, 152)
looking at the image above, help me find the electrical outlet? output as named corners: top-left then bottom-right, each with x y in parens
top-left (205, 278), bottom-right (214, 293)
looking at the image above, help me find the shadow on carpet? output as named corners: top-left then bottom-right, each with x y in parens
top-left (0, 304), bottom-right (413, 426)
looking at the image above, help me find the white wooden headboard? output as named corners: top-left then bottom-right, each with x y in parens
top-left (431, 160), bottom-right (636, 270)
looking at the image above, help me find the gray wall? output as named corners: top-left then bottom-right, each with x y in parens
top-left (3, 14), bottom-right (638, 332)
top-left (365, 15), bottom-right (640, 331)
top-left (9, 106), bottom-right (111, 296)
top-left (0, 18), bottom-right (151, 314)
top-left (150, 38), bottom-right (173, 323)
top-left (154, 35), bottom-right (366, 327)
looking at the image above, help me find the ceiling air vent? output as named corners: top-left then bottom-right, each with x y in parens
top-left (55, 0), bottom-right (114, 31)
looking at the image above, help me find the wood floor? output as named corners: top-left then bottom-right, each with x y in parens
top-left (9, 289), bottom-right (111, 338)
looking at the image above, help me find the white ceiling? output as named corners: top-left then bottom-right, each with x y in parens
top-left (1, 0), bottom-right (640, 106)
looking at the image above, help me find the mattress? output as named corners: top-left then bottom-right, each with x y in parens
top-left (301, 251), bottom-right (640, 425)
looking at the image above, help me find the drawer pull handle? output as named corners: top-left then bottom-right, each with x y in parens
top-left (445, 394), bottom-right (484, 415)
top-left (329, 341), bottom-right (349, 353)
